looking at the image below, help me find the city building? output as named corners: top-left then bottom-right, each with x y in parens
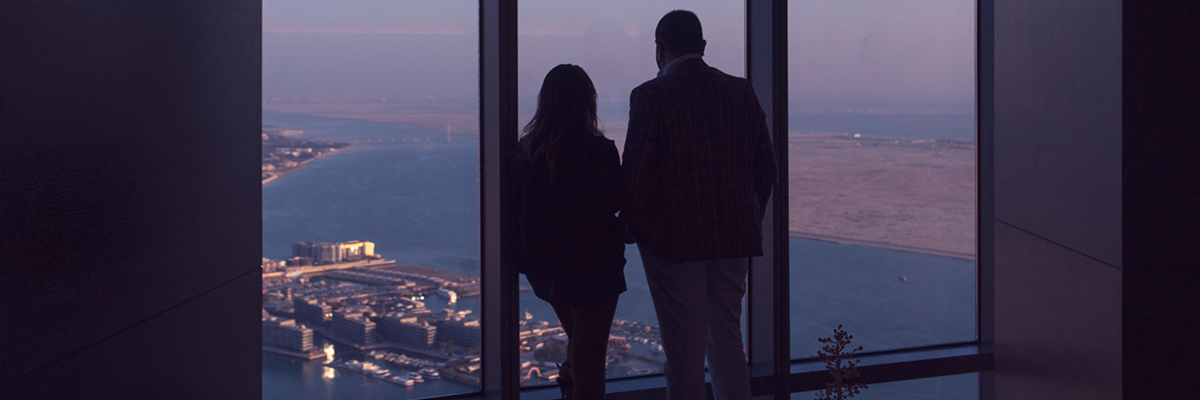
top-left (337, 240), bottom-right (374, 261)
top-left (291, 241), bottom-right (313, 258)
top-left (293, 298), bottom-right (331, 327)
top-left (262, 317), bottom-right (314, 353)
top-left (312, 242), bottom-right (340, 264)
top-left (332, 311), bottom-right (377, 346)
top-left (379, 315), bottom-right (437, 347)
top-left (607, 335), bottom-right (629, 350)
top-left (437, 319), bottom-right (481, 349)
top-left (294, 240), bottom-right (376, 264)
top-left (261, 258), bottom-right (286, 272)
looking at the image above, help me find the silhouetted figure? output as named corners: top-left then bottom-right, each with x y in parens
top-left (516, 64), bottom-right (627, 400)
top-left (622, 10), bottom-right (777, 400)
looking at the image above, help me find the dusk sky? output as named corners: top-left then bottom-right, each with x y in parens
top-left (263, 0), bottom-right (974, 112)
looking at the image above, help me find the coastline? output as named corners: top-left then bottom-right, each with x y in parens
top-left (263, 143), bottom-right (361, 186)
top-left (788, 230), bottom-right (974, 260)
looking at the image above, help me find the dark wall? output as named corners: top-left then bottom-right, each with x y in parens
top-left (1123, 2), bottom-right (1200, 398)
top-left (0, 1), bottom-right (261, 398)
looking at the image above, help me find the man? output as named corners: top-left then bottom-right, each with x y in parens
top-left (622, 10), bottom-right (777, 400)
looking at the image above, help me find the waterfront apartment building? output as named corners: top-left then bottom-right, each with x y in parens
top-left (313, 242), bottom-right (340, 264)
top-left (338, 240), bottom-right (374, 261)
top-left (292, 240), bottom-right (376, 264)
top-left (379, 315), bottom-right (437, 347)
top-left (437, 319), bottom-right (481, 349)
top-left (261, 258), bottom-right (286, 272)
top-left (262, 317), bottom-right (314, 353)
top-left (293, 298), bottom-right (332, 327)
top-left (332, 311), bottom-right (377, 346)
top-left (291, 241), bottom-right (313, 258)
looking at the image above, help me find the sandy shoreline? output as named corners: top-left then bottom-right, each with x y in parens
top-left (265, 103), bottom-right (479, 134)
top-left (788, 132), bottom-right (976, 258)
top-left (788, 230), bottom-right (974, 260)
top-left (262, 143), bottom-right (361, 186)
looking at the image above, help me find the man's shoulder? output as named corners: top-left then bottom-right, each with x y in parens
top-left (631, 77), bottom-right (668, 99)
top-left (649, 65), bottom-right (751, 91)
top-left (704, 67), bottom-right (754, 93)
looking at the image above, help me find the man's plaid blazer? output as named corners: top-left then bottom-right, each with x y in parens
top-left (622, 58), bottom-right (777, 263)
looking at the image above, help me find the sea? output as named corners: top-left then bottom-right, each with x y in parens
top-left (262, 110), bottom-right (978, 399)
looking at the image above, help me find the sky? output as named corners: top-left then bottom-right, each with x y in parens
top-left (263, 0), bottom-right (974, 112)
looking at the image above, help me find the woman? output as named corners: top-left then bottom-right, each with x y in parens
top-left (515, 64), bottom-right (626, 400)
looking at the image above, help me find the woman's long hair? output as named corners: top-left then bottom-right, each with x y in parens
top-left (520, 64), bottom-right (603, 181)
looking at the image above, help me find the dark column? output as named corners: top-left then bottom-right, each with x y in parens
top-left (1122, 2), bottom-right (1200, 399)
top-left (0, 1), bottom-right (261, 398)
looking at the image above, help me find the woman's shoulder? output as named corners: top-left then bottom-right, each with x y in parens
top-left (585, 134), bottom-right (618, 151)
top-left (583, 135), bottom-right (619, 164)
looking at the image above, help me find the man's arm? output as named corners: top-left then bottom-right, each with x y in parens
top-left (621, 85), bottom-right (660, 243)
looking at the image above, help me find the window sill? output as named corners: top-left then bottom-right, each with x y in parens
top-left (519, 343), bottom-right (992, 399)
top-left (788, 342), bottom-right (992, 393)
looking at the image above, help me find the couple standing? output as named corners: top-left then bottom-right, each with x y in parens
top-left (515, 10), bottom-right (777, 400)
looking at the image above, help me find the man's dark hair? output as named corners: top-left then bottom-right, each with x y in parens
top-left (655, 10), bottom-right (705, 55)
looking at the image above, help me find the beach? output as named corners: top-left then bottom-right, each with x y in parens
top-left (787, 132), bottom-right (976, 259)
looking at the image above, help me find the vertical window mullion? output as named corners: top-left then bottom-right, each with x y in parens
top-left (746, 0), bottom-right (788, 399)
top-left (975, 0), bottom-right (995, 399)
top-left (480, 0), bottom-right (519, 399)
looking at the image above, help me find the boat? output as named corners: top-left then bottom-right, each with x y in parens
top-left (650, 344), bottom-right (664, 355)
top-left (359, 361), bottom-right (390, 377)
top-left (389, 376), bottom-right (415, 387)
top-left (437, 288), bottom-right (458, 304)
top-left (406, 371), bottom-right (425, 383)
top-left (419, 367), bottom-right (441, 379)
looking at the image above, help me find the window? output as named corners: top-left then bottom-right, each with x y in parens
top-left (787, 0), bottom-right (978, 360)
top-left (259, 1), bottom-right (990, 398)
top-left (261, 2), bottom-right (481, 399)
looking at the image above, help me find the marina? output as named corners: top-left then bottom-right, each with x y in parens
top-left (328, 357), bottom-right (442, 388)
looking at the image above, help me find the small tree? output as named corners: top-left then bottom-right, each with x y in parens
top-left (813, 325), bottom-right (868, 400)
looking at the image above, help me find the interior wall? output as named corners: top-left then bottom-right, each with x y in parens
top-left (992, 0), bottom-right (1123, 398)
top-left (0, 1), bottom-right (261, 398)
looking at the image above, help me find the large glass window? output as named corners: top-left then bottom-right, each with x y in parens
top-left (256, 1), bottom-right (986, 398)
top-left (787, 0), bottom-right (978, 360)
top-left (516, 0), bottom-right (744, 386)
top-left (260, 2), bottom-right (481, 399)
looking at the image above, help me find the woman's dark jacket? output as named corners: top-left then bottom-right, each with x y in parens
top-left (515, 134), bottom-right (626, 304)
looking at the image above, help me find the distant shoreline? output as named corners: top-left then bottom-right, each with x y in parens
top-left (262, 143), bottom-right (361, 186)
top-left (788, 230), bottom-right (974, 260)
